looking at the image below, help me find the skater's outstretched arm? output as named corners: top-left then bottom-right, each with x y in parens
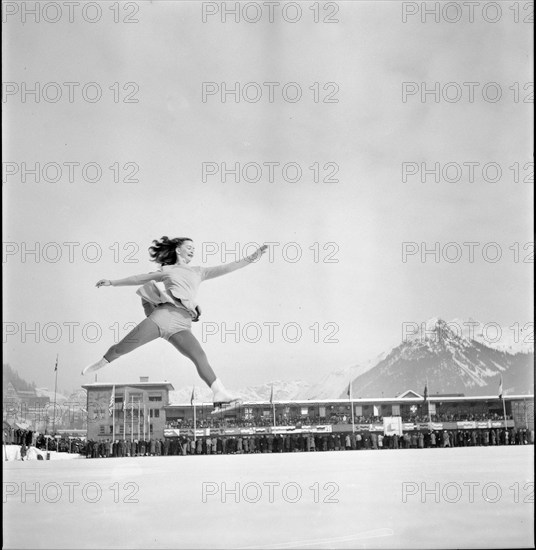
top-left (96, 272), bottom-right (164, 288)
top-left (202, 244), bottom-right (268, 281)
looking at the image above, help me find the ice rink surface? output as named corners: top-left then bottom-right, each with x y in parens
top-left (3, 446), bottom-right (534, 549)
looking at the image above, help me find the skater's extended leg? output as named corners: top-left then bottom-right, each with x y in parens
top-left (82, 318), bottom-right (160, 375)
top-left (105, 318), bottom-right (160, 361)
top-left (168, 331), bottom-right (238, 404)
top-left (167, 330), bottom-right (216, 386)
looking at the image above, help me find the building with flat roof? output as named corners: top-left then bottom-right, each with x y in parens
top-left (163, 391), bottom-right (534, 435)
top-left (82, 378), bottom-right (174, 441)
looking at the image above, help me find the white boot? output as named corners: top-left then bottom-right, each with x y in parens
top-left (211, 378), bottom-right (239, 404)
top-left (82, 357), bottom-right (109, 376)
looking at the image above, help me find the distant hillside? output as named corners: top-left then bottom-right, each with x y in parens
top-left (3, 363), bottom-right (36, 394)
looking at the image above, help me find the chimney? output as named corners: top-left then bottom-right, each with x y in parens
top-left (140, 376), bottom-right (149, 383)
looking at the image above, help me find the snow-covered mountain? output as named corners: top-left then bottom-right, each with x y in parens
top-left (169, 379), bottom-right (313, 404)
top-left (341, 318), bottom-right (534, 399)
top-left (306, 365), bottom-right (367, 399)
top-left (451, 318), bottom-right (533, 355)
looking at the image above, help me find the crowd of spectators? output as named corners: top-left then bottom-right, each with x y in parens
top-left (79, 427), bottom-right (533, 458)
top-left (166, 411), bottom-right (513, 430)
top-left (12, 428), bottom-right (33, 446)
top-left (405, 412), bottom-right (510, 423)
top-left (83, 438), bottom-right (168, 458)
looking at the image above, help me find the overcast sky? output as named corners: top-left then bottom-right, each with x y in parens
top-left (3, 1), bottom-right (533, 394)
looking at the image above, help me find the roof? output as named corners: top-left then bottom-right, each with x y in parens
top-left (82, 381), bottom-right (175, 391)
top-left (397, 390), bottom-right (423, 399)
top-left (165, 394), bottom-right (534, 408)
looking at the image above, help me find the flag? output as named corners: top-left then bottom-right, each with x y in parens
top-left (423, 382), bottom-right (428, 403)
top-left (499, 375), bottom-right (503, 399)
top-left (54, 355), bottom-right (58, 372)
top-left (123, 388), bottom-right (128, 411)
top-left (109, 385), bottom-right (115, 417)
top-left (190, 386), bottom-right (195, 406)
top-left (269, 384), bottom-right (274, 404)
top-left (347, 381), bottom-right (352, 399)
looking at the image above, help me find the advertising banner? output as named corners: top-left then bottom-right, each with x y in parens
top-left (457, 421), bottom-right (476, 429)
top-left (383, 417), bottom-right (403, 436)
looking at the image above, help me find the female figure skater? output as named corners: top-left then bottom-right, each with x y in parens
top-left (82, 236), bottom-right (268, 405)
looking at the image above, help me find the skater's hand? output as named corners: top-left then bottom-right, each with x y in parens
top-left (96, 279), bottom-right (112, 288)
top-left (247, 244), bottom-right (268, 262)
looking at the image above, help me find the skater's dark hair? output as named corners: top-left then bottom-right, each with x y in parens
top-left (149, 236), bottom-right (192, 266)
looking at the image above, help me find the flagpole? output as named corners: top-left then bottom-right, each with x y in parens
top-left (350, 387), bottom-right (355, 434)
top-left (426, 377), bottom-right (430, 423)
top-left (130, 396), bottom-right (134, 443)
top-left (143, 403), bottom-right (146, 441)
top-left (138, 401), bottom-right (141, 440)
top-left (123, 389), bottom-right (127, 441)
top-left (270, 384), bottom-right (276, 428)
top-left (52, 354), bottom-right (58, 436)
top-left (192, 387), bottom-right (197, 443)
top-left (112, 386), bottom-right (116, 443)
top-left (147, 403), bottom-right (151, 443)
top-left (499, 376), bottom-right (507, 428)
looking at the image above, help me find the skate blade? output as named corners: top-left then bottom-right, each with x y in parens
top-left (211, 400), bottom-right (241, 414)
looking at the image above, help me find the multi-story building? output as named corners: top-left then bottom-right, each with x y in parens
top-left (82, 378), bottom-right (174, 441)
top-left (3, 382), bottom-right (51, 431)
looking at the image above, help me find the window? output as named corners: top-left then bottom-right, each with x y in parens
top-left (154, 409), bottom-right (160, 418)
top-left (149, 395), bottom-right (162, 402)
top-left (99, 425), bottom-right (105, 434)
top-left (127, 393), bottom-right (143, 405)
top-left (391, 405), bottom-right (400, 416)
top-left (109, 426), bottom-right (113, 434)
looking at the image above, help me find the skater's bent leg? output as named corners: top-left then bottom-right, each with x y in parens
top-left (104, 318), bottom-right (160, 362)
top-left (168, 330), bottom-right (217, 387)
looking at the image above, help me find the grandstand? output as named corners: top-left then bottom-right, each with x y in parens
top-left (164, 391), bottom-right (534, 436)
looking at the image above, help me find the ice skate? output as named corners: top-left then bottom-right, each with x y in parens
top-left (210, 378), bottom-right (241, 412)
top-left (81, 357), bottom-right (109, 376)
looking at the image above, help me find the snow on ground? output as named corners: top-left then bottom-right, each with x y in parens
top-left (3, 446), bottom-right (534, 549)
top-left (3, 445), bottom-right (84, 462)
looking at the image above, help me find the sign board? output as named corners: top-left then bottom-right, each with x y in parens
top-left (383, 416), bottom-right (403, 436)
